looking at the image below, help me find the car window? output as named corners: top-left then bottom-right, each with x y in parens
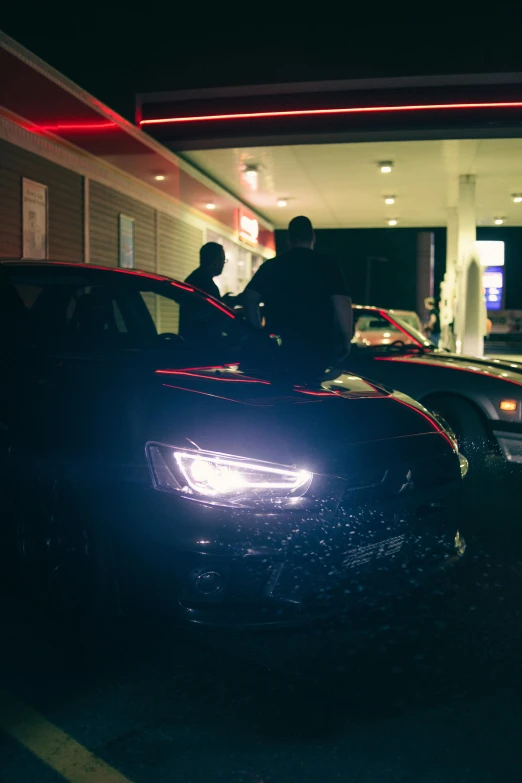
top-left (13, 283), bottom-right (43, 309)
top-left (394, 312), bottom-right (422, 331)
top-left (394, 314), bottom-right (435, 347)
top-left (140, 292), bottom-right (181, 335)
top-left (6, 267), bottom-right (253, 359)
top-left (354, 315), bottom-right (391, 332)
top-left (13, 280), bottom-right (142, 345)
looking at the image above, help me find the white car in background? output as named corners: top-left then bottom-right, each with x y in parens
top-left (353, 309), bottom-right (425, 347)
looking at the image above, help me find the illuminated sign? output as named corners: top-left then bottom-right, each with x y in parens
top-left (476, 240), bottom-right (505, 267)
top-left (239, 212), bottom-right (259, 244)
top-left (483, 265), bottom-right (504, 311)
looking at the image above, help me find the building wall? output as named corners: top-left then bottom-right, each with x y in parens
top-left (88, 186), bottom-right (203, 333)
top-left (157, 212), bottom-right (203, 332)
top-left (0, 121), bottom-right (266, 324)
top-left (0, 139), bottom-right (84, 261)
top-left (89, 181), bottom-right (156, 272)
top-left (158, 212), bottom-right (202, 281)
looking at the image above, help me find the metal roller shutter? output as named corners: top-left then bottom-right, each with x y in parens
top-left (89, 181), bottom-right (155, 272)
top-left (0, 139), bottom-right (83, 261)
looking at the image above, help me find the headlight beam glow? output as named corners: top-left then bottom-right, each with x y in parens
top-left (147, 443), bottom-right (313, 502)
top-left (175, 451), bottom-right (312, 496)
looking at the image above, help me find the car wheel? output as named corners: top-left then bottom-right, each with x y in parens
top-left (426, 396), bottom-right (492, 535)
top-left (14, 480), bottom-right (120, 623)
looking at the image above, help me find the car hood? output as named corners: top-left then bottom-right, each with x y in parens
top-left (143, 364), bottom-right (451, 476)
top-left (389, 350), bottom-right (522, 385)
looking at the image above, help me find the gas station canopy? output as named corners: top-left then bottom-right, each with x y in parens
top-left (183, 138), bottom-right (522, 229)
top-left (137, 74), bottom-right (522, 229)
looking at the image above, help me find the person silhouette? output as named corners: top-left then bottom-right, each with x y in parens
top-left (243, 216), bottom-right (352, 379)
top-left (185, 242), bottom-right (226, 299)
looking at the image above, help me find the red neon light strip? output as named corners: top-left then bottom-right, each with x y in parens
top-left (205, 296), bottom-right (235, 318)
top-left (155, 364), bottom-right (239, 373)
top-left (294, 386), bottom-right (339, 397)
top-left (16, 260), bottom-right (199, 292)
top-left (156, 370), bottom-right (270, 384)
top-left (38, 122), bottom-right (118, 132)
top-left (378, 310), bottom-right (424, 348)
top-left (19, 260), bottom-right (170, 283)
top-left (140, 101), bottom-right (522, 126)
top-left (393, 397), bottom-right (455, 450)
top-left (133, 271), bottom-right (167, 281)
top-left (162, 383), bottom-right (270, 407)
top-left (171, 280), bottom-right (194, 292)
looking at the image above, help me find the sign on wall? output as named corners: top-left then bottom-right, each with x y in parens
top-left (238, 210), bottom-right (259, 244)
top-left (22, 178), bottom-right (48, 260)
top-left (119, 214), bottom-right (135, 268)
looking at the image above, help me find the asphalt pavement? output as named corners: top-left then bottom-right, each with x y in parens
top-left (1, 473), bottom-right (522, 783)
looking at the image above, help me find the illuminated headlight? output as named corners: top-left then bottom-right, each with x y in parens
top-left (147, 443), bottom-right (313, 504)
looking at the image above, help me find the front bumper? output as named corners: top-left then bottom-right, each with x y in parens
top-left (114, 432), bottom-right (464, 628)
top-left (121, 467), bottom-right (463, 627)
top-left (178, 535), bottom-right (466, 628)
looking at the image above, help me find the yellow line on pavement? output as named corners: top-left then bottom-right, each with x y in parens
top-left (0, 687), bottom-right (135, 783)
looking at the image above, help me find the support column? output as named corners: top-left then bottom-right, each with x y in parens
top-left (441, 175), bottom-right (485, 356)
top-left (455, 175), bottom-right (485, 356)
top-left (446, 207), bottom-right (458, 272)
top-left (416, 232), bottom-right (434, 320)
top-left (440, 208), bottom-right (458, 351)
top-left (457, 175), bottom-right (476, 265)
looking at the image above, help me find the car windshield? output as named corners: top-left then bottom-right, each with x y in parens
top-left (6, 264), bottom-right (266, 364)
top-left (393, 312), bottom-right (421, 331)
top-left (394, 313), bottom-right (436, 348)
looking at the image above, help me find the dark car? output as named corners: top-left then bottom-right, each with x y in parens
top-left (349, 307), bottom-right (522, 471)
top-left (0, 262), bottom-right (466, 627)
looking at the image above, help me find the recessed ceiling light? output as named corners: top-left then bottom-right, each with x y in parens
top-left (206, 202), bottom-right (216, 210)
top-left (388, 219), bottom-right (398, 226)
top-left (513, 195), bottom-right (522, 203)
top-left (242, 164), bottom-right (260, 191)
top-left (494, 218), bottom-right (504, 225)
top-left (384, 196), bottom-right (395, 205)
top-left (154, 174), bottom-right (166, 181)
top-left (379, 161), bottom-right (393, 173)
top-left (277, 199), bottom-right (288, 207)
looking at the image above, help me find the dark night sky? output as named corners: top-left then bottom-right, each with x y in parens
top-left (3, 3), bottom-right (522, 121)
